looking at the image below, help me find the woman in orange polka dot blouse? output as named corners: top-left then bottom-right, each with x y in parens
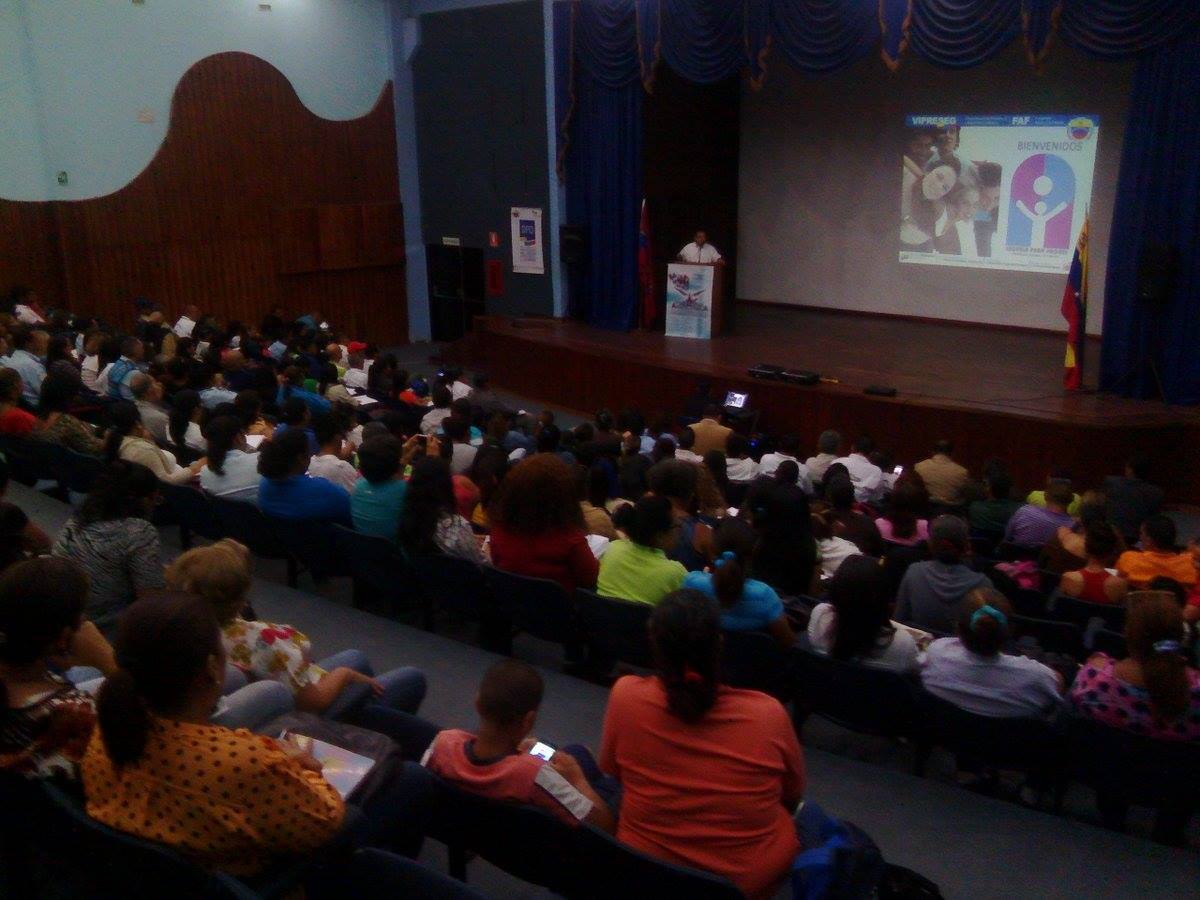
top-left (83, 594), bottom-right (346, 875)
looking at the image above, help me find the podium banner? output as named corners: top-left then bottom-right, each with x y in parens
top-left (664, 263), bottom-right (713, 339)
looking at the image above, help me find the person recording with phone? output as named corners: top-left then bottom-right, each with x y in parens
top-left (421, 659), bottom-right (617, 832)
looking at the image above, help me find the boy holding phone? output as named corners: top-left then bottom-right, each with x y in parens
top-left (421, 660), bottom-right (616, 832)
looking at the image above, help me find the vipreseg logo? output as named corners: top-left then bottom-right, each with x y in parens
top-left (1006, 153), bottom-right (1076, 252)
top-left (1067, 116), bottom-right (1094, 141)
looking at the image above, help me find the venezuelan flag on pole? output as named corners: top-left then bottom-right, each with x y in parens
top-left (1060, 214), bottom-right (1089, 390)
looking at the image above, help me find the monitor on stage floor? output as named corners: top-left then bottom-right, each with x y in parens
top-left (724, 390), bottom-right (749, 410)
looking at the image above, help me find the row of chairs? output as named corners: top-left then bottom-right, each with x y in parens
top-left (790, 644), bottom-right (1200, 819)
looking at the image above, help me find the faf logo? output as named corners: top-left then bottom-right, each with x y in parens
top-left (1067, 117), bottom-right (1095, 141)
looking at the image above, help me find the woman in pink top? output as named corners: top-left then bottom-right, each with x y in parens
top-left (599, 589), bottom-right (805, 898)
top-left (875, 481), bottom-right (929, 547)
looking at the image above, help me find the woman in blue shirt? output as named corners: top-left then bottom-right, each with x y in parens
top-left (351, 434), bottom-right (408, 540)
top-left (257, 427), bottom-right (351, 525)
top-left (683, 519), bottom-right (795, 648)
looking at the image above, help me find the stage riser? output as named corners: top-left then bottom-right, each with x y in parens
top-left (451, 320), bottom-right (1200, 505)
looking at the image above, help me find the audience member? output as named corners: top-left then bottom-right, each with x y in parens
top-left (105, 336), bottom-right (144, 401)
top-left (0, 367), bottom-right (37, 435)
top-left (724, 433), bottom-right (759, 485)
top-left (1058, 522), bottom-right (1128, 605)
top-left (689, 405), bottom-right (731, 457)
top-left (808, 554), bottom-right (920, 673)
top-left (683, 518), bottom-right (794, 647)
top-left (6, 327), bottom-right (48, 405)
top-left (599, 590), bottom-right (805, 898)
top-left (744, 481), bottom-right (817, 597)
top-left (276, 364), bottom-right (331, 417)
top-left (896, 515), bottom-right (992, 633)
top-left (758, 435), bottom-right (812, 494)
top-left (1040, 490), bottom-right (1116, 574)
top-left (674, 426), bottom-right (703, 464)
top-left (1004, 481), bottom-right (1075, 548)
top-left (832, 436), bottom-right (884, 504)
top-left (1117, 515), bottom-right (1196, 588)
top-left (577, 463), bottom-right (618, 539)
top-left (422, 659), bottom-right (616, 831)
top-left (875, 481), bottom-right (930, 547)
top-left (399, 456), bottom-right (485, 563)
top-left (257, 427), bottom-right (351, 525)
top-left (420, 384), bottom-right (454, 435)
top-left (82, 596), bottom-right (346, 875)
top-left (105, 400), bottom-right (202, 484)
top-left (307, 411), bottom-right (358, 491)
top-left (1103, 454), bottom-right (1164, 544)
top-left (167, 540), bottom-right (426, 719)
top-left (444, 415), bottom-right (478, 476)
top-left (34, 370), bottom-right (102, 455)
top-left (52, 461), bottom-right (165, 636)
top-left (199, 415), bottom-right (260, 503)
top-left (648, 458), bottom-right (714, 570)
top-left (0, 456), bottom-right (52, 573)
top-left (805, 429), bottom-right (842, 484)
top-left (1025, 471), bottom-right (1082, 518)
top-left (914, 439), bottom-right (970, 508)
top-left (812, 509), bottom-right (860, 578)
top-left (824, 474), bottom-right (884, 556)
top-left (167, 388), bottom-right (206, 456)
top-left (0, 558), bottom-right (113, 779)
top-left (129, 372), bottom-right (171, 445)
top-left (920, 589), bottom-right (1063, 717)
top-left (351, 435), bottom-right (407, 540)
top-left (967, 468), bottom-right (1021, 544)
top-left (597, 495), bottom-right (686, 604)
top-left (489, 454), bottom-right (597, 592)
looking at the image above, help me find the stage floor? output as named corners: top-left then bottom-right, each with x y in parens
top-left (451, 305), bottom-right (1200, 500)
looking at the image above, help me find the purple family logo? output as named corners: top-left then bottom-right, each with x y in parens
top-left (1006, 153), bottom-right (1075, 252)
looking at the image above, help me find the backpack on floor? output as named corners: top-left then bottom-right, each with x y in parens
top-left (791, 803), bottom-right (884, 899)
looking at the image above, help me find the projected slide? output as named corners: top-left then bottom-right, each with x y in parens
top-left (899, 115), bottom-right (1099, 274)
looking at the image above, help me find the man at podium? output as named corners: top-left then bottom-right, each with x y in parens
top-left (677, 230), bottom-right (724, 264)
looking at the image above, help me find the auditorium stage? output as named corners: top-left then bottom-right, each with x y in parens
top-left (449, 305), bottom-right (1200, 503)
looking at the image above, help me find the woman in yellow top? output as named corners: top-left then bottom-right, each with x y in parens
top-left (83, 594), bottom-right (345, 875)
top-left (597, 495), bottom-right (686, 605)
top-left (102, 400), bottom-right (204, 485)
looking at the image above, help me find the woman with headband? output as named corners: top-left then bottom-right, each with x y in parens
top-left (919, 588), bottom-right (1063, 719)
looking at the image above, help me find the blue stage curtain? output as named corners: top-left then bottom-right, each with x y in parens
top-left (907, 0), bottom-right (1022, 68)
top-left (1059, 0), bottom-right (1200, 60)
top-left (654, 0), bottom-right (746, 84)
top-left (1099, 31), bottom-right (1200, 405)
top-left (766, 0), bottom-right (879, 74)
top-left (566, 77), bottom-right (643, 330)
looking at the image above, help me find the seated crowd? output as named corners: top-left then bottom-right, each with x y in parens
top-left (1, 292), bottom-right (1198, 892)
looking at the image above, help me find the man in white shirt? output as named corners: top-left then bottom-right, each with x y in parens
top-left (674, 426), bottom-right (703, 464)
top-left (725, 434), bottom-right (760, 484)
top-left (343, 351), bottom-right (370, 390)
top-left (833, 436), bottom-right (884, 504)
top-left (758, 435), bottom-right (814, 495)
top-left (307, 414), bottom-right (358, 492)
top-left (420, 385), bottom-right (454, 435)
top-left (677, 230), bottom-right (723, 265)
top-left (444, 416), bottom-right (478, 475)
top-left (805, 430), bottom-right (842, 484)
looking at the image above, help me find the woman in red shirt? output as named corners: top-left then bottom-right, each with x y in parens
top-left (599, 590), bottom-right (806, 898)
top-left (0, 369), bottom-right (36, 436)
top-left (488, 453), bottom-right (598, 593)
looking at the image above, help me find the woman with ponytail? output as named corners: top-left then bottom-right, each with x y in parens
top-left (198, 415), bottom-right (260, 503)
top-left (596, 494), bottom-right (684, 604)
top-left (0, 557), bottom-right (112, 780)
top-left (1071, 594), bottom-right (1199, 741)
top-left (105, 399), bottom-right (204, 484)
top-left (598, 589), bottom-right (805, 898)
top-left (83, 594), bottom-right (345, 875)
top-left (683, 518), bottom-right (794, 648)
top-left (920, 588), bottom-right (1062, 718)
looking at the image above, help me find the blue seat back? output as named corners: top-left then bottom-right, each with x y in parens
top-left (209, 497), bottom-right (290, 559)
top-left (1051, 594), bottom-right (1127, 632)
top-left (917, 690), bottom-right (1066, 776)
top-left (1067, 715), bottom-right (1200, 806)
top-left (485, 566), bottom-right (576, 645)
top-left (720, 628), bottom-right (792, 699)
top-left (575, 589), bottom-right (653, 668)
top-left (410, 553), bottom-right (490, 620)
top-left (792, 646), bottom-right (921, 737)
top-left (573, 822), bottom-right (743, 899)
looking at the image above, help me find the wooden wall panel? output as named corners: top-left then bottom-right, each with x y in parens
top-left (0, 52), bottom-right (407, 343)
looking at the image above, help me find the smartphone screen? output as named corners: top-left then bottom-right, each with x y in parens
top-left (528, 741), bottom-right (555, 761)
top-left (893, 465), bottom-right (904, 475)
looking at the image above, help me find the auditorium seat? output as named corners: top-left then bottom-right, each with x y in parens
top-left (28, 779), bottom-right (310, 899)
top-left (209, 497), bottom-right (300, 587)
top-left (409, 553), bottom-right (491, 628)
top-left (349, 849), bottom-right (488, 899)
top-left (914, 692), bottom-right (1068, 807)
top-left (331, 524), bottom-right (424, 620)
top-left (158, 482), bottom-right (223, 550)
top-left (1009, 614), bottom-right (1085, 660)
top-left (0, 435), bottom-right (44, 486)
top-left (1051, 595), bottom-right (1127, 633)
top-left (574, 589), bottom-right (654, 669)
top-left (720, 629), bottom-right (792, 700)
top-left (791, 645), bottom-right (923, 748)
top-left (483, 567), bottom-right (582, 661)
top-left (572, 823), bottom-right (742, 899)
top-left (1089, 627), bottom-right (1127, 658)
top-left (263, 515), bottom-right (351, 585)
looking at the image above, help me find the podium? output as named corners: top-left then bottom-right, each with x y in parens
top-left (664, 261), bottom-right (726, 339)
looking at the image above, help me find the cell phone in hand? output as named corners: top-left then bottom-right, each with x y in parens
top-left (528, 741), bottom-right (556, 761)
top-left (893, 465), bottom-right (904, 475)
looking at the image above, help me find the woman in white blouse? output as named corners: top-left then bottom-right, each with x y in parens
top-left (807, 553), bottom-right (920, 674)
top-left (199, 415), bottom-right (261, 504)
top-left (103, 401), bottom-right (203, 486)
